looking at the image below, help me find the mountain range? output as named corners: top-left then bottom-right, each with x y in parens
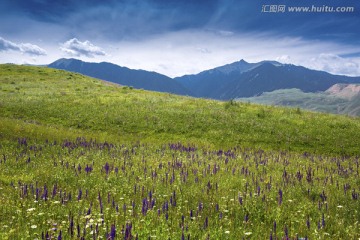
top-left (174, 60), bottom-right (360, 99)
top-left (48, 58), bottom-right (190, 95)
top-left (48, 58), bottom-right (360, 101)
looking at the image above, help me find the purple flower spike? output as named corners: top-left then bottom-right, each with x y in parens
top-left (306, 216), bottom-right (310, 229)
top-left (273, 220), bottom-right (276, 233)
top-left (278, 189), bottom-right (283, 205)
top-left (244, 214), bottom-right (249, 223)
top-left (77, 189), bottom-right (82, 201)
top-left (110, 224), bottom-right (116, 239)
top-left (57, 230), bottom-right (62, 240)
top-left (284, 225), bottom-right (288, 237)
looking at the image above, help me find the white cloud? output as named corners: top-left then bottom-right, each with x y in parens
top-left (60, 38), bottom-right (106, 57)
top-left (102, 30), bottom-right (360, 77)
top-left (276, 55), bottom-right (291, 64)
top-left (0, 37), bottom-right (21, 51)
top-left (309, 54), bottom-right (360, 76)
top-left (20, 43), bottom-right (47, 56)
top-left (0, 37), bottom-right (47, 56)
top-left (196, 47), bottom-right (211, 54)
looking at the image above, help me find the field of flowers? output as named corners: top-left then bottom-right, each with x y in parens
top-left (0, 138), bottom-right (359, 239)
top-left (0, 64), bottom-right (359, 239)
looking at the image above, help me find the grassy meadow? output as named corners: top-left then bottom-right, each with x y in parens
top-left (0, 64), bottom-right (359, 239)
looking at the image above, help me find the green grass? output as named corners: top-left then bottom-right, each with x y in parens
top-left (1, 64), bottom-right (360, 155)
top-left (0, 64), bottom-right (359, 239)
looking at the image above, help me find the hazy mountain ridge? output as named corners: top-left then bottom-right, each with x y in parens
top-left (48, 58), bottom-right (192, 95)
top-left (237, 84), bottom-right (360, 116)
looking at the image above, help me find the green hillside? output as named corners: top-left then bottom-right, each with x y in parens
top-left (1, 64), bottom-right (360, 155)
top-left (0, 65), bottom-right (359, 239)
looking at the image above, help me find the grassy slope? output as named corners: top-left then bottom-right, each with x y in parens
top-left (0, 65), bottom-right (359, 239)
top-left (1, 64), bottom-right (360, 155)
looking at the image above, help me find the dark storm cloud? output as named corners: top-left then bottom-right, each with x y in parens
top-left (1, 0), bottom-right (359, 45)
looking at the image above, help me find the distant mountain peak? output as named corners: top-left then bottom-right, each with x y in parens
top-left (214, 59), bottom-right (253, 75)
top-left (175, 58), bottom-right (360, 100)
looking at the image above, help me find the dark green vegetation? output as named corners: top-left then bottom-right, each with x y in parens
top-left (0, 64), bottom-right (359, 239)
top-left (238, 88), bottom-right (360, 116)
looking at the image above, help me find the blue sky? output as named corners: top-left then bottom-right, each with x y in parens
top-left (0, 0), bottom-right (359, 77)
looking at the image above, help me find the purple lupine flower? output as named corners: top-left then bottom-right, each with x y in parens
top-left (125, 222), bottom-right (132, 240)
top-left (284, 225), bottom-right (288, 237)
top-left (43, 184), bottom-right (49, 201)
top-left (198, 202), bottom-right (203, 211)
top-left (110, 224), bottom-right (116, 239)
top-left (278, 189), bottom-right (283, 205)
top-left (273, 221), bottom-right (276, 233)
top-left (77, 224), bottom-right (80, 238)
top-left (104, 162), bottom-right (110, 175)
top-left (52, 184), bottom-right (57, 198)
top-left (69, 216), bottom-right (74, 237)
top-left (151, 199), bottom-right (156, 209)
top-left (322, 214), bottom-right (325, 228)
top-left (85, 164), bottom-right (91, 174)
top-left (57, 230), bottom-right (62, 240)
top-left (87, 203), bottom-right (92, 215)
top-left (77, 189), bottom-right (82, 201)
top-left (352, 190), bottom-right (359, 200)
top-left (306, 216), bottom-right (310, 229)
top-left (244, 214), bottom-right (249, 223)
top-left (204, 217), bottom-right (208, 229)
top-left (142, 198), bottom-right (148, 215)
top-left (238, 196), bottom-right (243, 205)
